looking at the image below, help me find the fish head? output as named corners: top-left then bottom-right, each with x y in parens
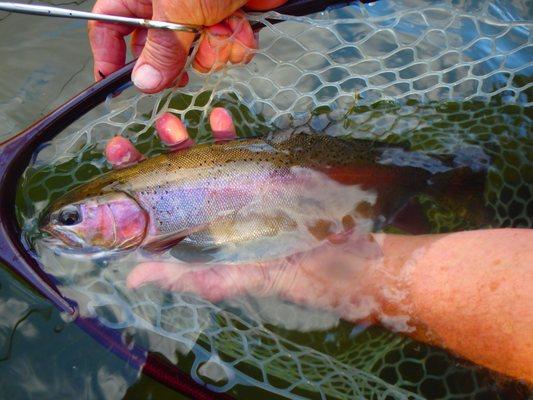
top-left (41, 191), bottom-right (147, 252)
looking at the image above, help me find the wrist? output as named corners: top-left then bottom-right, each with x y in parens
top-left (363, 233), bottom-right (431, 333)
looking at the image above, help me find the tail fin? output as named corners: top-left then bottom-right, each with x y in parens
top-left (425, 164), bottom-right (492, 231)
top-left (383, 146), bottom-right (492, 234)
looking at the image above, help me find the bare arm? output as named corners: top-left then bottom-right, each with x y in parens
top-left (127, 229), bottom-right (533, 384)
top-left (376, 229), bottom-right (533, 384)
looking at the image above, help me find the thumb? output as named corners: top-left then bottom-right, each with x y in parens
top-left (132, 30), bottom-right (195, 93)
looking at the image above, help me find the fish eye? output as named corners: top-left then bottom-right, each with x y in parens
top-left (58, 207), bottom-right (81, 226)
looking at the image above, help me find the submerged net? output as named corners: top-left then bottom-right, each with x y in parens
top-left (16, 0), bottom-right (532, 399)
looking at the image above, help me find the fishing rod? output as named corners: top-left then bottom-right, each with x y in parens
top-left (0, 0), bottom-right (363, 28)
top-left (0, 2), bottom-right (201, 32)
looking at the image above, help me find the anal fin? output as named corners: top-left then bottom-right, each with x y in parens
top-left (373, 186), bottom-right (431, 235)
top-left (386, 197), bottom-right (431, 235)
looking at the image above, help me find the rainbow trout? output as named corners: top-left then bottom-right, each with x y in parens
top-left (41, 133), bottom-right (486, 260)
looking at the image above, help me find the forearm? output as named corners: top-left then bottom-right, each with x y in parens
top-left (372, 229), bottom-right (533, 383)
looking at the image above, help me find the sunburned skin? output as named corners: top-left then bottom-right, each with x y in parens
top-left (385, 230), bottom-right (533, 384)
top-left (89, 0), bottom-right (284, 93)
top-left (109, 109), bottom-right (533, 385)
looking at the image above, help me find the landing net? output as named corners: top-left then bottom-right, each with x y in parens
top-left (17, 0), bottom-right (532, 399)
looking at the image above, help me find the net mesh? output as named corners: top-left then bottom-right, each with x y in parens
top-left (16, 0), bottom-right (532, 399)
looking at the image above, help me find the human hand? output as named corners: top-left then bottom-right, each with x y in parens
top-left (126, 234), bottom-right (388, 324)
top-left (125, 228), bottom-right (533, 384)
top-left (89, 0), bottom-right (287, 93)
top-left (104, 106), bottom-right (237, 166)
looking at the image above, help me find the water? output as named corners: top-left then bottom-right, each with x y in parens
top-left (0, 1), bottom-right (181, 398)
top-left (0, 0), bottom-right (94, 141)
top-left (1, 1), bottom-right (532, 399)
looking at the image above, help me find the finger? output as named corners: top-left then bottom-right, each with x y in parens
top-left (127, 261), bottom-right (276, 302)
top-left (88, 22), bottom-right (132, 81)
top-left (132, 31), bottom-right (194, 93)
top-left (132, 0), bottom-right (198, 94)
top-left (193, 11), bottom-right (255, 74)
top-left (105, 136), bottom-right (144, 168)
top-left (245, 0), bottom-right (288, 11)
top-left (192, 23), bottom-right (233, 73)
top-left (190, 0), bottom-right (248, 26)
top-left (131, 28), bottom-right (148, 58)
top-left (209, 107), bottom-right (237, 141)
top-left (226, 12), bottom-right (257, 64)
top-left (88, 0), bottom-right (152, 81)
top-left (155, 112), bottom-right (194, 148)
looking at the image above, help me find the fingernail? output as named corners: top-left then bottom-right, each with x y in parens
top-left (207, 23), bottom-right (232, 46)
top-left (132, 64), bottom-right (163, 91)
top-left (155, 112), bottom-right (189, 146)
top-left (105, 136), bottom-right (143, 168)
top-left (210, 107), bottom-right (236, 140)
top-left (208, 23), bottom-right (232, 37)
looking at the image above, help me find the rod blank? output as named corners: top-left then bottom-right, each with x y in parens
top-left (0, 2), bottom-right (202, 32)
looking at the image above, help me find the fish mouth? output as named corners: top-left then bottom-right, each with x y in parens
top-left (38, 235), bottom-right (128, 261)
top-left (40, 224), bottom-right (84, 249)
top-left (40, 223), bottom-right (130, 259)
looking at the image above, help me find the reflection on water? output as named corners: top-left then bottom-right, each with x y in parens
top-left (0, 268), bottom-right (139, 399)
top-left (0, 1), bottom-right (148, 398)
top-left (0, 0), bottom-right (93, 141)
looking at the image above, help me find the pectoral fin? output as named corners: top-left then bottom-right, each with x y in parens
top-left (141, 223), bottom-right (212, 253)
top-left (141, 231), bottom-right (189, 252)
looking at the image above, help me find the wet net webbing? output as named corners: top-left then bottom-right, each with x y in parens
top-left (17, 0), bottom-right (532, 399)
